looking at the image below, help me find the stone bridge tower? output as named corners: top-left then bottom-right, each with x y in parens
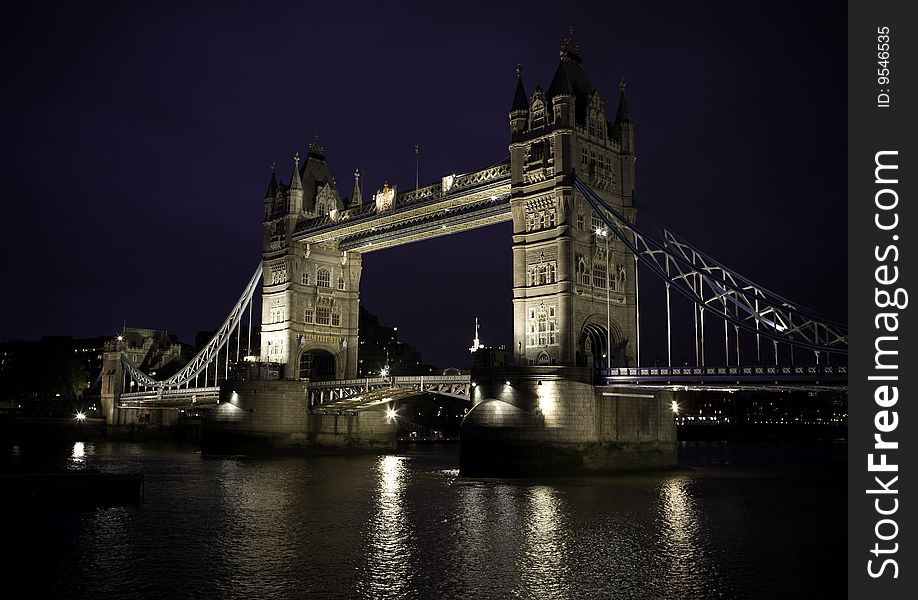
top-left (260, 139), bottom-right (362, 380)
top-left (510, 34), bottom-right (638, 369)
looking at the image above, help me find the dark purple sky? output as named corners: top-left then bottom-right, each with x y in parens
top-left (1, 1), bottom-right (846, 369)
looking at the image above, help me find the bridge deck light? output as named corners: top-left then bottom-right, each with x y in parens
top-left (75, 412), bottom-right (86, 421)
top-left (505, 380), bottom-right (511, 386)
top-left (671, 401), bottom-right (680, 414)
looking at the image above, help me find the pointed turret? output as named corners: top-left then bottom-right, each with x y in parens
top-left (264, 163), bottom-right (278, 199)
top-left (351, 168), bottom-right (363, 207)
top-left (263, 163), bottom-right (278, 222)
top-left (288, 152), bottom-right (304, 214)
top-left (612, 77), bottom-right (635, 155)
top-left (511, 65), bottom-right (528, 112)
top-left (613, 77), bottom-right (632, 125)
top-left (289, 152), bottom-right (303, 190)
top-left (510, 65), bottom-right (529, 137)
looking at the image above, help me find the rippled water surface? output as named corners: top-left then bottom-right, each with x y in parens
top-left (4, 441), bottom-right (845, 599)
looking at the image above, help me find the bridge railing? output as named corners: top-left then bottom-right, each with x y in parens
top-left (293, 161), bottom-right (511, 237)
top-left (599, 365), bottom-right (847, 380)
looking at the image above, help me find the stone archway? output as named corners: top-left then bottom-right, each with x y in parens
top-left (298, 348), bottom-right (336, 381)
top-left (578, 317), bottom-right (629, 369)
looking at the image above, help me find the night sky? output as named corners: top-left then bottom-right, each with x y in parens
top-left (1, 1), bottom-right (846, 370)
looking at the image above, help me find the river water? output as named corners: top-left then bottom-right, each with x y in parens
top-left (3, 440), bottom-right (845, 599)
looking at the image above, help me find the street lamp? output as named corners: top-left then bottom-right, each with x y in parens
top-left (595, 227), bottom-right (611, 369)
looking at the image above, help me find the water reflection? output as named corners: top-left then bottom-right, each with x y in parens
top-left (364, 454), bottom-right (414, 598)
top-left (518, 485), bottom-right (571, 599)
top-left (70, 441), bottom-right (86, 467)
top-left (658, 476), bottom-right (712, 592)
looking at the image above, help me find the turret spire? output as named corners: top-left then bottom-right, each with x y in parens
top-left (614, 77), bottom-right (632, 124)
top-left (289, 152), bottom-right (302, 190)
top-left (352, 168), bottom-right (363, 206)
top-left (264, 163), bottom-right (278, 198)
top-left (511, 64), bottom-right (528, 113)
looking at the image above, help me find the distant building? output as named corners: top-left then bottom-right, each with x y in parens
top-left (673, 390), bottom-right (848, 427)
top-left (468, 317), bottom-right (509, 368)
top-left (105, 327), bottom-right (191, 379)
top-left (356, 306), bottom-right (438, 377)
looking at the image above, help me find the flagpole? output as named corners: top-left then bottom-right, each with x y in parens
top-left (415, 144), bottom-right (419, 192)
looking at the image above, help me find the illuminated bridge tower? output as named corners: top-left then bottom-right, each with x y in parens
top-left (261, 139), bottom-right (362, 380)
top-left (510, 34), bottom-right (638, 369)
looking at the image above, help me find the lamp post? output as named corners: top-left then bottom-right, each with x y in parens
top-left (596, 227), bottom-right (611, 369)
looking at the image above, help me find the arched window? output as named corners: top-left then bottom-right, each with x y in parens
top-left (337, 276), bottom-right (345, 291)
top-left (316, 306), bottom-right (330, 325)
top-left (577, 212), bottom-right (585, 230)
top-left (301, 271), bottom-right (309, 285)
top-left (331, 311), bottom-right (341, 327)
top-left (304, 307), bottom-right (314, 323)
top-left (317, 268), bottom-right (331, 288)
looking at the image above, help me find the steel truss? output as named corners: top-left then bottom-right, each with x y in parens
top-left (573, 177), bottom-right (847, 359)
top-left (121, 264), bottom-right (263, 389)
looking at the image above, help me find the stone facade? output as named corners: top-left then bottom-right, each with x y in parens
top-left (261, 140), bottom-right (362, 380)
top-left (510, 36), bottom-right (638, 369)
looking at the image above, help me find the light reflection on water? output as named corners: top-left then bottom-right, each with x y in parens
top-left (518, 486), bottom-right (570, 599)
top-left (363, 455), bottom-right (414, 598)
top-left (3, 442), bottom-right (845, 600)
top-left (658, 476), bottom-right (711, 594)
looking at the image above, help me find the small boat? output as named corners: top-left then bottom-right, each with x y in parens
top-left (0, 469), bottom-right (144, 508)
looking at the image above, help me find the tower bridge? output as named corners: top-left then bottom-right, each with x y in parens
top-left (102, 33), bottom-right (846, 474)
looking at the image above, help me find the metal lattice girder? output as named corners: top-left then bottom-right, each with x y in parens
top-left (573, 177), bottom-right (847, 355)
top-left (308, 375), bottom-right (471, 411)
top-left (122, 264), bottom-right (262, 388)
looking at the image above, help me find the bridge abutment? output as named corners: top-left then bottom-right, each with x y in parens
top-left (460, 367), bottom-right (676, 476)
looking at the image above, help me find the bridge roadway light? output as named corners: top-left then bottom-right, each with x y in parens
top-left (671, 401), bottom-right (679, 414)
top-left (75, 412), bottom-right (86, 421)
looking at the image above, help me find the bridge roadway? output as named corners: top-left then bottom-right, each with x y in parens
top-left (117, 365), bottom-right (846, 411)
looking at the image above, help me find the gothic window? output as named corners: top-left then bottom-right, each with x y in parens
top-left (532, 106), bottom-right (546, 129)
top-left (593, 259), bottom-right (607, 289)
top-left (317, 268), bottom-right (331, 288)
top-left (591, 213), bottom-right (602, 232)
top-left (331, 312), bottom-right (341, 327)
top-left (527, 305), bottom-right (558, 347)
top-left (549, 210), bottom-right (556, 228)
top-left (539, 212), bottom-right (546, 229)
top-left (581, 147), bottom-right (588, 165)
top-left (316, 306), bottom-right (330, 325)
top-left (301, 271), bottom-right (310, 286)
top-left (271, 267), bottom-right (287, 285)
top-left (304, 308), bottom-right (314, 323)
top-left (527, 214), bottom-right (535, 232)
top-left (337, 276), bottom-right (345, 291)
top-left (547, 262), bottom-right (556, 283)
top-left (577, 212), bottom-right (585, 230)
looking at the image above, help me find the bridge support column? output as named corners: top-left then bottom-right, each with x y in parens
top-left (460, 367), bottom-right (676, 476)
top-left (202, 379), bottom-right (398, 453)
top-left (100, 350), bottom-right (123, 425)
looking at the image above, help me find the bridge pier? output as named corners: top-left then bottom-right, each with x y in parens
top-left (202, 380), bottom-right (398, 453)
top-left (460, 367), bottom-right (676, 476)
